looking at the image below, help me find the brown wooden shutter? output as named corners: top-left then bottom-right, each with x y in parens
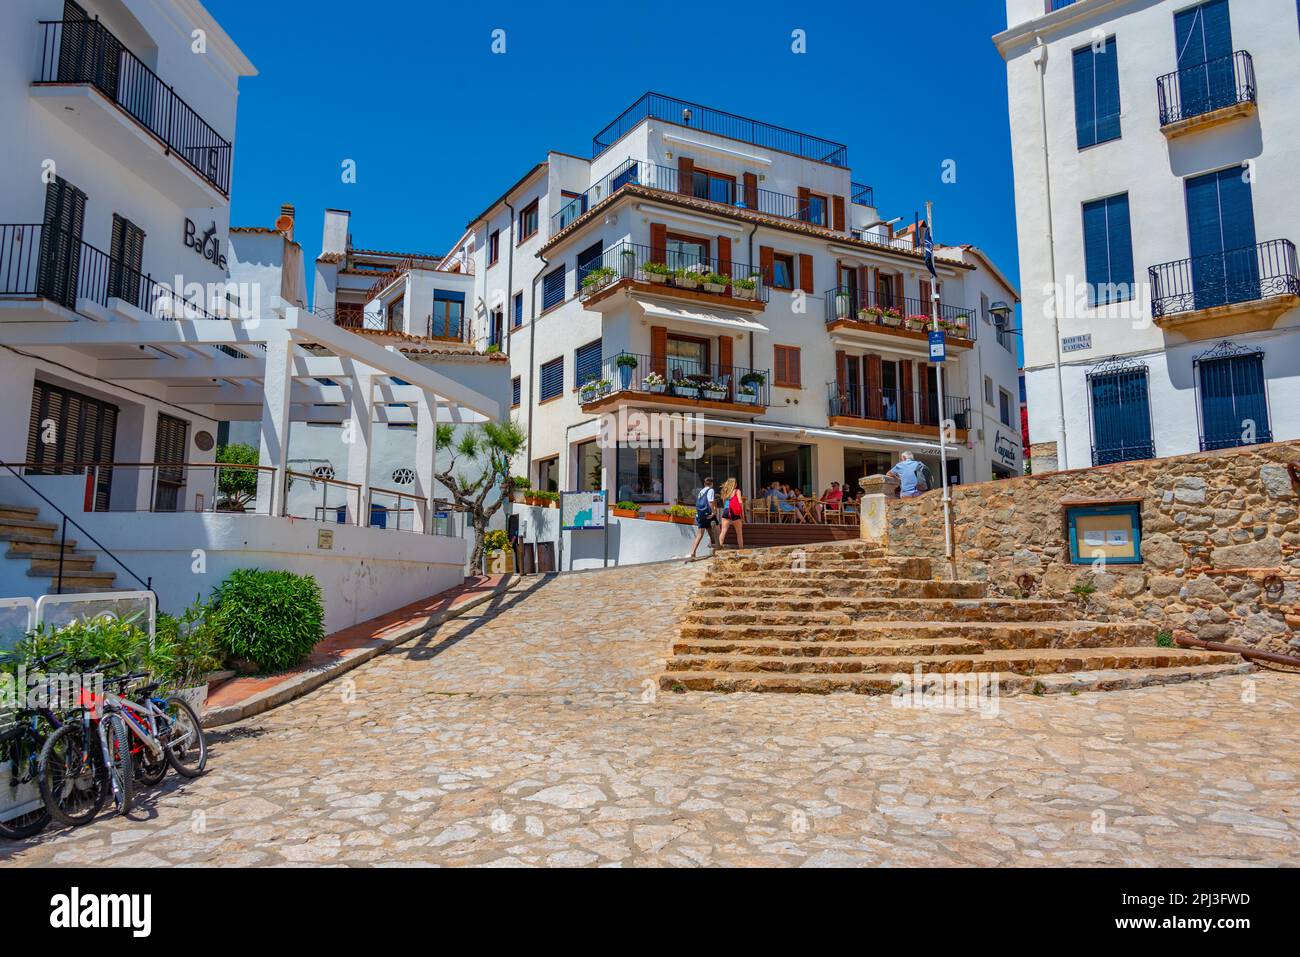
top-left (897, 272), bottom-right (907, 312)
top-left (832, 195), bottom-right (846, 232)
top-left (797, 187), bottom-right (810, 218)
top-left (650, 223), bottom-right (667, 264)
top-left (900, 360), bottom-right (914, 423)
top-left (743, 172), bottom-right (758, 209)
top-left (857, 266), bottom-right (871, 306)
top-left (759, 245), bottom-right (775, 285)
top-left (716, 235), bottom-right (732, 275)
top-left (789, 347), bottom-right (801, 387)
top-left (677, 157), bottom-right (694, 196)
top-left (798, 254), bottom-right (814, 294)
top-left (773, 347), bottom-right (785, 387)
top-left (718, 335), bottom-right (734, 399)
top-left (866, 354), bottom-right (883, 419)
top-left (919, 278), bottom-right (932, 313)
top-left (835, 350), bottom-right (848, 393)
top-left (651, 325), bottom-right (667, 377)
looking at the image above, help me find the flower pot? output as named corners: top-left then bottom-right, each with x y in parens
top-left (647, 272), bottom-right (669, 284)
top-left (882, 315), bottom-right (902, 327)
top-left (646, 382), bottom-right (666, 394)
top-left (736, 391), bottom-right (756, 405)
top-left (668, 514), bottom-right (694, 525)
top-left (618, 365), bottom-right (634, 390)
top-left (703, 389), bottom-right (727, 402)
top-left (703, 282), bottom-right (726, 294)
top-left (173, 684), bottom-right (208, 713)
top-left (612, 507), bottom-right (640, 519)
top-left (734, 286), bottom-right (756, 300)
top-left (677, 278), bottom-right (700, 290)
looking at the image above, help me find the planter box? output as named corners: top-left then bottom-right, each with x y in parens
top-left (643, 511), bottom-right (669, 522)
top-left (676, 278), bottom-right (700, 289)
top-left (612, 508), bottom-right (640, 518)
top-left (733, 286), bottom-right (757, 300)
top-left (703, 282), bottom-right (726, 294)
top-left (702, 390), bottom-right (728, 402)
top-left (736, 391), bottom-right (757, 405)
top-left (667, 514), bottom-right (694, 525)
top-left (646, 383), bottom-right (666, 394)
top-left (882, 315), bottom-right (902, 327)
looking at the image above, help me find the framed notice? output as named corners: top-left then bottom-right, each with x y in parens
top-left (1067, 503), bottom-right (1141, 564)
top-left (561, 490), bottom-right (607, 531)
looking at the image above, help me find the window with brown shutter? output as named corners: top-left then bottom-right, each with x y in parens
top-left (798, 254), bottom-right (814, 294)
top-left (773, 345), bottom-right (802, 389)
top-left (771, 253), bottom-right (795, 291)
top-left (518, 200), bottom-right (539, 241)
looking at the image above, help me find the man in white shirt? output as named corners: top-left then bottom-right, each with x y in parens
top-left (686, 476), bottom-right (718, 561)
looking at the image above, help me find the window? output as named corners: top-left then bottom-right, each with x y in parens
top-left (691, 168), bottom-right (736, 206)
top-left (666, 335), bottom-right (709, 379)
top-left (615, 444), bottom-right (664, 503)
top-left (984, 376), bottom-right (995, 406)
top-left (542, 266), bottom-right (566, 311)
top-left (803, 193), bottom-right (828, 226)
top-left (666, 234), bottom-right (709, 271)
top-left (999, 389), bottom-right (1013, 427)
top-left (518, 200), bottom-right (539, 241)
top-left (536, 456), bottom-right (559, 493)
top-left (771, 253), bottom-right (795, 290)
top-left (430, 290), bottom-right (464, 340)
top-left (511, 376), bottom-right (521, 408)
top-left (773, 345), bottom-right (801, 388)
top-left (512, 291), bottom-right (523, 327)
top-left (676, 436), bottom-right (741, 504)
top-left (487, 229), bottom-right (500, 265)
top-left (539, 356), bottom-right (563, 402)
top-left (1174, 0), bottom-right (1235, 120)
top-left (1073, 36), bottom-right (1121, 148)
top-left (1197, 347), bottom-right (1270, 450)
top-left (1082, 193), bottom-right (1134, 305)
top-left (108, 214), bottom-right (145, 309)
top-left (386, 295), bottom-right (404, 332)
top-left (26, 380), bottom-right (118, 510)
top-left (576, 439), bottom-right (602, 491)
top-left (1088, 362), bottom-right (1154, 465)
top-left (1185, 167), bottom-right (1258, 310)
top-left (152, 413), bottom-right (189, 511)
top-left (980, 292), bottom-right (990, 324)
top-left (576, 241), bottom-right (604, 289)
top-left (575, 338), bottom-right (603, 389)
top-left (489, 307), bottom-right (503, 348)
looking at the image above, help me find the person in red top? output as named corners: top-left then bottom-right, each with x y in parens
top-left (718, 478), bottom-right (745, 550)
top-left (817, 481), bottom-right (843, 521)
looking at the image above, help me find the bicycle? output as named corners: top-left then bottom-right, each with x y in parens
top-left (0, 651), bottom-right (73, 840)
top-left (103, 672), bottom-right (208, 783)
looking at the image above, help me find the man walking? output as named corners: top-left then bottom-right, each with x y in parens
top-left (686, 476), bottom-right (719, 561)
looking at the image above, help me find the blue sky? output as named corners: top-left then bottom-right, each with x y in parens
top-left (209, 0), bottom-right (1019, 315)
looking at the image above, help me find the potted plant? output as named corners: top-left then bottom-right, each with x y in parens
top-left (703, 272), bottom-right (729, 294)
top-left (537, 490), bottom-right (560, 509)
top-left (579, 377), bottom-right (602, 403)
top-left (643, 509), bottom-right (670, 522)
top-left (665, 504), bottom-right (696, 525)
top-left (612, 500), bottom-right (641, 518)
top-left (580, 266), bottom-right (616, 295)
top-left (509, 476), bottom-right (531, 503)
top-left (484, 528), bottom-right (515, 574)
top-left (615, 352), bottom-right (638, 390)
top-left (675, 263), bottom-right (707, 289)
top-left (905, 313), bottom-right (929, 331)
top-left (857, 305), bottom-right (877, 323)
top-left (881, 307), bottom-right (903, 327)
top-left (644, 371), bottom-right (667, 394)
top-left (732, 275), bottom-right (758, 300)
top-left (620, 246), bottom-right (637, 274)
top-left (737, 371), bottom-right (765, 405)
top-left (643, 261), bottom-right (671, 284)
top-left (701, 379), bottom-right (728, 401)
top-left (835, 290), bottom-right (853, 319)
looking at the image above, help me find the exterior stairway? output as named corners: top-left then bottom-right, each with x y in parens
top-left (661, 541), bottom-right (1254, 695)
top-left (0, 503), bottom-right (119, 594)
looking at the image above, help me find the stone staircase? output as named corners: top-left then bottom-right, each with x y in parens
top-left (0, 503), bottom-right (119, 594)
top-left (661, 541), bottom-right (1254, 696)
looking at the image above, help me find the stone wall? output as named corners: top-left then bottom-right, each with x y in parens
top-left (885, 441), bottom-right (1300, 655)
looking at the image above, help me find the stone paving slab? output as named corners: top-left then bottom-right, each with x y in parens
top-left (3, 562), bottom-right (1297, 868)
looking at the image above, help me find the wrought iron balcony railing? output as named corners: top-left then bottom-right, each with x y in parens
top-left (1157, 50), bottom-right (1256, 127)
top-left (581, 352), bottom-right (770, 408)
top-left (828, 382), bottom-right (971, 430)
top-left (851, 182), bottom-right (874, 207)
top-left (823, 285), bottom-right (977, 338)
top-left (577, 240), bottom-right (768, 303)
top-left (592, 92), bottom-right (848, 166)
top-left (36, 19), bottom-right (233, 194)
top-left (1148, 239), bottom-right (1300, 317)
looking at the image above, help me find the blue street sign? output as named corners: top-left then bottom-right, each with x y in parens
top-left (928, 330), bottom-right (946, 362)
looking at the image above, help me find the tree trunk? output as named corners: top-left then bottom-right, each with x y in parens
top-left (469, 512), bottom-right (488, 574)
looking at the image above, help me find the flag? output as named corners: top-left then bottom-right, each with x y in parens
top-left (924, 225), bottom-right (938, 287)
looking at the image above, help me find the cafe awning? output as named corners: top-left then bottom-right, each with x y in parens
top-left (629, 295), bottom-right (769, 334)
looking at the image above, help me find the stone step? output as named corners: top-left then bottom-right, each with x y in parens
top-left (4, 537), bottom-right (79, 555)
top-left (672, 637), bottom-right (987, 658)
top-left (0, 504), bottom-right (41, 522)
top-left (676, 620), bottom-right (1158, 648)
top-left (26, 568), bottom-right (117, 586)
top-left (697, 579), bottom-right (987, 600)
top-left (702, 559), bottom-right (934, 583)
top-left (684, 597), bottom-right (1071, 623)
top-left (25, 555), bottom-right (99, 573)
top-left (664, 646), bottom-right (1240, 677)
top-left (0, 518), bottom-right (59, 540)
top-left (1024, 662), bottom-right (1256, 695)
top-left (713, 554), bottom-right (896, 571)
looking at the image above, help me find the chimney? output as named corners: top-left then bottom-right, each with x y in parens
top-left (275, 203), bottom-right (296, 241)
top-left (321, 209), bottom-right (351, 257)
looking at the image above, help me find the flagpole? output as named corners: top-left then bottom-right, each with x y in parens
top-left (925, 201), bottom-right (954, 566)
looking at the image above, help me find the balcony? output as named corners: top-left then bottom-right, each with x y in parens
top-left (1157, 51), bottom-right (1257, 137)
top-left (0, 223), bottom-right (224, 321)
top-left (1148, 239), bottom-right (1300, 339)
top-left (827, 383), bottom-right (972, 439)
top-left (592, 92), bottom-right (848, 166)
top-left (578, 241), bottom-right (768, 311)
top-left (578, 351), bottom-right (770, 416)
top-left (33, 20), bottom-right (232, 203)
top-left (823, 286), bottom-right (977, 348)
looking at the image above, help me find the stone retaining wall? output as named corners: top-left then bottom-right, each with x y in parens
top-left (886, 441), bottom-right (1300, 655)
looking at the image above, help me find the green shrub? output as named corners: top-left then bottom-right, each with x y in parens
top-left (485, 529), bottom-right (510, 553)
top-left (209, 569), bottom-right (325, 672)
top-left (614, 500), bottom-right (641, 512)
top-left (665, 504), bottom-right (695, 519)
top-left (151, 596), bottom-right (224, 690)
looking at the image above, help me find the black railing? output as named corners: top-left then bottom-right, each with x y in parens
top-left (827, 383), bottom-right (971, 431)
top-left (1148, 239), bottom-right (1300, 318)
top-left (849, 226), bottom-right (926, 257)
top-left (37, 20), bottom-right (232, 195)
top-left (851, 182), bottom-right (874, 207)
top-left (313, 306), bottom-right (395, 332)
top-left (592, 92), bottom-right (848, 167)
top-left (578, 241), bottom-right (768, 303)
top-left (1092, 443), bottom-right (1155, 466)
top-left (580, 352), bottom-right (770, 408)
top-left (1157, 51), bottom-right (1256, 127)
top-left (823, 285), bottom-right (977, 338)
top-left (0, 223), bottom-right (223, 320)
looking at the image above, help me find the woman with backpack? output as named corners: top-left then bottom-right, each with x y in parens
top-left (718, 478), bottom-right (746, 550)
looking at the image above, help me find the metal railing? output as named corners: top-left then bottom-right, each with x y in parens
top-left (9, 461), bottom-right (277, 515)
top-left (1157, 50), bottom-right (1256, 126)
top-left (36, 20), bottom-right (232, 195)
top-left (1091, 442), bottom-right (1155, 466)
top-left (366, 486), bottom-right (425, 533)
top-left (579, 351), bottom-right (771, 408)
top-left (851, 183), bottom-right (874, 207)
top-left (0, 223), bottom-right (223, 319)
top-left (823, 285), bottom-right (977, 338)
top-left (849, 226), bottom-right (925, 256)
top-left (314, 306), bottom-right (395, 332)
top-left (827, 383), bottom-right (971, 430)
top-left (578, 241), bottom-right (768, 303)
top-left (592, 92), bottom-right (848, 166)
top-left (1148, 239), bottom-right (1300, 318)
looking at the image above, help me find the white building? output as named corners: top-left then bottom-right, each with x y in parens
top-left (997, 0), bottom-right (1300, 471)
top-left (443, 94), bottom-right (1023, 507)
top-left (0, 0), bottom-right (505, 631)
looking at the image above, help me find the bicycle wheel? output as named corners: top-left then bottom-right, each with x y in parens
top-left (0, 723), bottom-right (52, 839)
top-left (160, 698), bottom-right (207, 778)
top-left (102, 713), bottom-right (133, 817)
top-left (38, 723), bottom-right (105, 827)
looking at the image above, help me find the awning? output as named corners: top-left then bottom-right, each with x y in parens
top-left (629, 295), bottom-right (768, 334)
top-left (694, 417), bottom-right (949, 455)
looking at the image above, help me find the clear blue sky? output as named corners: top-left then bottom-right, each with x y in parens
top-left (209, 0), bottom-right (1019, 318)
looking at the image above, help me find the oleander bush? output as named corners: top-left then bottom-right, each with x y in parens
top-left (209, 569), bottom-right (325, 673)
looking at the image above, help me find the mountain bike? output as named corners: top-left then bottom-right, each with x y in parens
top-left (104, 672), bottom-right (208, 782)
top-left (0, 651), bottom-right (72, 839)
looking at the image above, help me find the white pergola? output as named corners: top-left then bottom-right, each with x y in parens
top-left (4, 307), bottom-right (502, 532)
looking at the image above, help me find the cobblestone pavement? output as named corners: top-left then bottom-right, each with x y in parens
top-left (3, 562), bottom-right (1298, 867)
